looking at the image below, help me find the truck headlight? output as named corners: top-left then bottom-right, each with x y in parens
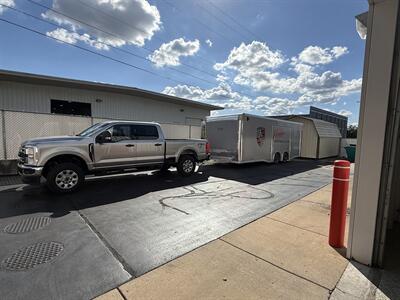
top-left (25, 146), bottom-right (39, 165)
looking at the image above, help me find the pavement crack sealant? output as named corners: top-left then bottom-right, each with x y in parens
top-left (74, 209), bottom-right (137, 278)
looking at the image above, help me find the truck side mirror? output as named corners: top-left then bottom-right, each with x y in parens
top-left (96, 131), bottom-right (112, 144)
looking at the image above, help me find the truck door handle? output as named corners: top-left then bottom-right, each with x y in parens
top-left (154, 143), bottom-right (163, 146)
top-left (125, 144), bottom-right (135, 147)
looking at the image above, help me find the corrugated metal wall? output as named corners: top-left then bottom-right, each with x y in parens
top-left (0, 81), bottom-right (210, 160)
top-left (0, 81), bottom-right (210, 124)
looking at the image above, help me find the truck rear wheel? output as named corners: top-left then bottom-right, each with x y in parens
top-left (177, 155), bottom-right (196, 177)
top-left (46, 162), bottom-right (84, 193)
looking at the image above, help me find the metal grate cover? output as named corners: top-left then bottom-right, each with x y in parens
top-left (4, 217), bottom-right (51, 234)
top-left (1, 242), bottom-right (64, 271)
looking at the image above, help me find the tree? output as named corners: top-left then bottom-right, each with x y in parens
top-left (347, 125), bottom-right (358, 138)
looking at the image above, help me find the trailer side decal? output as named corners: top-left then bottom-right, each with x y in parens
top-left (256, 127), bottom-right (266, 146)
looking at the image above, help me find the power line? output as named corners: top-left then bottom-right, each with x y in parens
top-left (1, 4), bottom-right (219, 87)
top-left (0, 17), bottom-right (256, 102)
top-left (26, 0), bottom-right (217, 75)
top-left (0, 17), bottom-right (182, 84)
top-left (21, 0), bottom-right (257, 98)
top-left (74, 0), bottom-right (217, 65)
top-left (160, 0), bottom-right (238, 45)
top-left (196, 2), bottom-right (250, 41)
top-left (206, 1), bottom-right (264, 42)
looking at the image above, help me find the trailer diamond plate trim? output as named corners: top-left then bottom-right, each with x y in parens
top-left (4, 217), bottom-right (51, 234)
top-left (1, 242), bottom-right (64, 271)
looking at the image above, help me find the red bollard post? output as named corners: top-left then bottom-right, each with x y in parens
top-left (329, 160), bottom-right (350, 248)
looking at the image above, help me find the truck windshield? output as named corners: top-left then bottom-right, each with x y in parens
top-left (77, 123), bottom-right (109, 137)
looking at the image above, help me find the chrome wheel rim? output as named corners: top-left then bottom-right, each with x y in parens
top-left (55, 170), bottom-right (79, 190)
top-left (182, 160), bottom-right (194, 173)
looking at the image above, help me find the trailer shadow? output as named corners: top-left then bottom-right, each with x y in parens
top-left (0, 159), bottom-right (332, 220)
top-left (199, 158), bottom-right (333, 185)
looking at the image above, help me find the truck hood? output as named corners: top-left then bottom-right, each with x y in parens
top-left (22, 136), bottom-right (89, 146)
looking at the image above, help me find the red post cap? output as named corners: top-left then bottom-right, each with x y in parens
top-left (334, 160), bottom-right (350, 167)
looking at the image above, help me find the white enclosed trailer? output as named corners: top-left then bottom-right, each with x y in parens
top-left (206, 114), bottom-right (303, 163)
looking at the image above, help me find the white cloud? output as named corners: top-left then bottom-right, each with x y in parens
top-left (46, 28), bottom-right (109, 50)
top-left (254, 96), bottom-right (298, 115)
top-left (163, 83), bottom-right (252, 111)
top-left (216, 74), bottom-right (229, 82)
top-left (162, 42), bottom-right (360, 117)
top-left (43, 0), bottom-right (161, 48)
top-left (205, 39), bottom-right (213, 47)
top-left (148, 38), bottom-right (200, 67)
top-left (331, 46), bottom-right (349, 59)
top-left (294, 45), bottom-right (349, 65)
top-left (214, 42), bottom-right (358, 107)
top-left (0, 0), bottom-right (15, 14)
top-left (214, 41), bottom-right (285, 72)
top-left (338, 109), bottom-right (352, 117)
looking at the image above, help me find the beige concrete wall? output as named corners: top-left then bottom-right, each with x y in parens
top-left (347, 0), bottom-right (399, 265)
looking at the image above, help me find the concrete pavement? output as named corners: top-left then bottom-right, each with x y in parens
top-left (0, 160), bottom-right (333, 300)
top-left (96, 181), bottom-right (352, 300)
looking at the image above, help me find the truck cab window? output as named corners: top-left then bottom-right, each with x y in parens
top-left (110, 125), bottom-right (131, 142)
top-left (131, 125), bottom-right (159, 140)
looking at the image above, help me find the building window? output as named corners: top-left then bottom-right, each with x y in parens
top-left (51, 99), bottom-right (92, 116)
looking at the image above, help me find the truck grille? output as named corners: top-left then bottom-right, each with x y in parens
top-left (18, 148), bottom-right (27, 164)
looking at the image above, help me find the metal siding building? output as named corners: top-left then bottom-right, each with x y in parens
top-left (309, 106), bottom-right (348, 138)
top-left (0, 70), bottom-right (222, 162)
top-left (289, 116), bottom-right (342, 159)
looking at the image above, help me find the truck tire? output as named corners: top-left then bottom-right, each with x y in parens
top-left (46, 162), bottom-right (84, 194)
top-left (177, 155), bottom-right (196, 177)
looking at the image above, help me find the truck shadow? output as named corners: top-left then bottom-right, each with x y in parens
top-left (0, 159), bottom-right (333, 219)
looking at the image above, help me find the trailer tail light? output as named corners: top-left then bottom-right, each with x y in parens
top-left (206, 142), bottom-right (211, 154)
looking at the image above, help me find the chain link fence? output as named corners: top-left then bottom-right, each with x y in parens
top-left (0, 110), bottom-right (201, 160)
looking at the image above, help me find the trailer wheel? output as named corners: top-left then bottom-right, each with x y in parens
top-left (282, 152), bottom-right (289, 163)
top-left (273, 153), bottom-right (281, 164)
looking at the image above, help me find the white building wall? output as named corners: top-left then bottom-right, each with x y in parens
top-left (0, 81), bottom-right (213, 160)
top-left (0, 81), bottom-right (210, 124)
top-left (347, 0), bottom-right (399, 265)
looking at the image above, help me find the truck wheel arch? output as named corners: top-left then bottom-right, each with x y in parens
top-left (43, 154), bottom-right (89, 178)
top-left (178, 149), bottom-right (198, 162)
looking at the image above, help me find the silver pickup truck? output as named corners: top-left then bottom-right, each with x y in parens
top-left (17, 121), bottom-right (210, 193)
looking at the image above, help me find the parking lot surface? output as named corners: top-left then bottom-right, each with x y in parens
top-left (0, 159), bottom-right (333, 300)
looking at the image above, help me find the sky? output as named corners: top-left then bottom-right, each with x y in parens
top-left (0, 0), bottom-right (368, 125)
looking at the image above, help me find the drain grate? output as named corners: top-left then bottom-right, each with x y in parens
top-left (1, 241), bottom-right (64, 271)
top-left (4, 217), bottom-right (51, 234)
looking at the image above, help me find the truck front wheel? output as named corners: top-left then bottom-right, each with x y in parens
top-left (177, 155), bottom-right (196, 177)
top-left (46, 162), bottom-right (84, 193)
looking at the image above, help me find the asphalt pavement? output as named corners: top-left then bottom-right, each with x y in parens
top-left (0, 159), bottom-right (333, 300)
